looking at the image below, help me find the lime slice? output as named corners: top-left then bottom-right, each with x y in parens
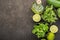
top-left (50, 25), bottom-right (58, 33)
top-left (32, 14), bottom-right (41, 22)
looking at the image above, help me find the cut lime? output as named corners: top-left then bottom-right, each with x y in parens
top-left (32, 14), bottom-right (41, 22)
top-left (50, 25), bottom-right (58, 33)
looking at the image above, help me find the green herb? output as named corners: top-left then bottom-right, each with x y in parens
top-left (42, 5), bottom-right (57, 23)
top-left (32, 23), bottom-right (48, 38)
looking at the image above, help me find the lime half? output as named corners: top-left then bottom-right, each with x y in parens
top-left (50, 25), bottom-right (58, 33)
top-left (32, 14), bottom-right (41, 22)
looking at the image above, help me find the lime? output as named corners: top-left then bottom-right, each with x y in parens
top-left (41, 39), bottom-right (46, 40)
top-left (47, 32), bottom-right (55, 40)
top-left (50, 25), bottom-right (58, 33)
top-left (32, 14), bottom-right (41, 22)
top-left (36, 0), bottom-right (42, 4)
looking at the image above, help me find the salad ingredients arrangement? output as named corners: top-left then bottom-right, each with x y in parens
top-left (31, 0), bottom-right (59, 40)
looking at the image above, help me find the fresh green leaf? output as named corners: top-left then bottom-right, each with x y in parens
top-left (42, 5), bottom-right (57, 23)
top-left (32, 23), bottom-right (48, 38)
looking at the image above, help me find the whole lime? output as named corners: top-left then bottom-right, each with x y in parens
top-left (47, 32), bottom-right (55, 40)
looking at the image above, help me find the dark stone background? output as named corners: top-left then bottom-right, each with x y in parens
top-left (0, 0), bottom-right (60, 40)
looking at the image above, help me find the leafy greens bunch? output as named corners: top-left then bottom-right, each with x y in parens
top-left (32, 23), bottom-right (48, 38)
top-left (42, 5), bottom-right (57, 23)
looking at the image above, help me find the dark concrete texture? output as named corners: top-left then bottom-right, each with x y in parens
top-left (0, 0), bottom-right (60, 40)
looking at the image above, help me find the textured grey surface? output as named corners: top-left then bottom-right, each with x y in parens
top-left (0, 0), bottom-right (60, 40)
